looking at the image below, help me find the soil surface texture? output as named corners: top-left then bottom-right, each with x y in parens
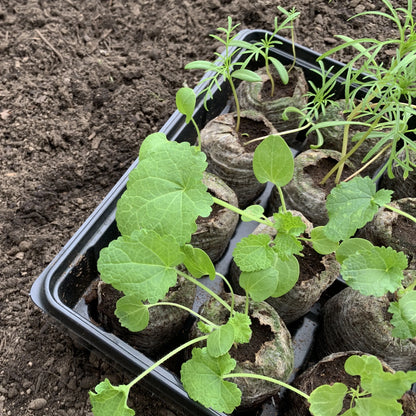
top-left (0, 0), bottom-right (404, 415)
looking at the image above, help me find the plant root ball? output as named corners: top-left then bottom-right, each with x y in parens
top-left (236, 65), bottom-right (308, 148)
top-left (318, 287), bottom-right (416, 371)
top-left (87, 275), bottom-right (196, 357)
top-left (200, 110), bottom-right (277, 208)
top-left (283, 351), bottom-right (416, 416)
top-left (190, 293), bottom-right (294, 410)
top-left (357, 197), bottom-right (416, 268)
top-left (268, 149), bottom-right (357, 226)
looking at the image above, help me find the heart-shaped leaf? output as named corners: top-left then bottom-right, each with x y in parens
top-left (115, 296), bottom-right (149, 332)
top-left (233, 234), bottom-right (274, 272)
top-left (89, 379), bottom-right (134, 416)
top-left (207, 323), bottom-right (235, 357)
top-left (309, 383), bottom-right (348, 416)
top-left (389, 291), bottom-right (416, 339)
top-left (116, 137), bottom-right (213, 245)
top-left (181, 348), bottom-right (241, 414)
top-left (240, 268), bottom-right (279, 302)
top-left (98, 229), bottom-right (184, 303)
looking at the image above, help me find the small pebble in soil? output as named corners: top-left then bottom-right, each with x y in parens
top-left (7, 386), bottom-right (18, 399)
top-left (314, 14), bottom-right (323, 25)
top-left (22, 380), bottom-right (32, 389)
top-left (18, 240), bottom-right (32, 251)
top-left (66, 378), bottom-right (77, 391)
top-left (79, 376), bottom-right (99, 390)
top-left (28, 398), bottom-right (47, 410)
top-left (88, 351), bottom-right (101, 368)
top-left (0, 41), bottom-right (9, 52)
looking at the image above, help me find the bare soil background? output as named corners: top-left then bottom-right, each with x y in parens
top-left (0, 1), bottom-right (404, 415)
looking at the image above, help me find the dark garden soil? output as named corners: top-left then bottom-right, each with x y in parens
top-left (0, 0), bottom-right (404, 415)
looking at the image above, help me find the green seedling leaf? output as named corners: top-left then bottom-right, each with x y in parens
top-left (369, 370), bottom-right (416, 402)
top-left (138, 132), bottom-right (168, 160)
top-left (228, 312), bottom-right (251, 344)
top-left (389, 291), bottom-right (416, 339)
top-left (231, 68), bottom-right (262, 82)
top-left (272, 212), bottom-right (306, 259)
top-left (241, 205), bottom-right (264, 222)
top-left (352, 396), bottom-right (403, 416)
top-left (273, 211), bottom-right (306, 235)
top-left (373, 188), bottom-right (394, 206)
top-left (228, 39), bottom-right (254, 50)
top-left (271, 255), bottom-right (299, 297)
top-left (354, 397), bottom-right (403, 416)
top-left (344, 354), bottom-right (382, 382)
top-left (341, 246), bottom-right (407, 296)
top-left (308, 383), bottom-right (348, 416)
top-left (273, 233), bottom-right (303, 259)
top-left (253, 134), bottom-right (294, 186)
top-left (311, 226), bottom-right (339, 255)
top-left (207, 323), bottom-right (235, 357)
top-left (116, 136), bottom-right (213, 245)
top-left (335, 238), bottom-right (374, 264)
top-left (340, 355), bottom-right (410, 415)
top-left (233, 234), bottom-right (274, 272)
top-left (197, 321), bottom-right (214, 334)
top-left (115, 296), bottom-right (149, 332)
top-left (269, 56), bottom-right (289, 84)
top-left (182, 244), bottom-right (216, 280)
top-left (97, 229), bottom-right (184, 303)
top-left (89, 379), bottom-right (134, 416)
top-left (185, 60), bottom-right (219, 71)
top-left (325, 176), bottom-right (392, 242)
top-left (176, 87), bottom-right (196, 124)
top-left (345, 355), bottom-right (416, 402)
top-left (181, 348), bottom-right (241, 414)
top-left (240, 267), bottom-right (279, 302)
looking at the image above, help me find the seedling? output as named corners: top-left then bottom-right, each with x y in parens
top-left (309, 0), bottom-right (416, 184)
top-left (309, 354), bottom-right (416, 416)
top-left (231, 6), bottom-right (300, 97)
top-left (229, 136), bottom-right (416, 340)
top-left (176, 86), bottom-right (201, 149)
top-left (321, 174), bottom-right (416, 338)
top-left (89, 128), bottom-right (416, 416)
top-left (88, 5), bottom-right (416, 411)
top-left (185, 16), bottom-right (262, 133)
top-left (89, 131), bottom-right (310, 415)
top-left (242, 60), bottom-right (343, 147)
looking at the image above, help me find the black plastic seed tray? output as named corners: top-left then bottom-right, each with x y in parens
top-left (31, 29), bottom-right (351, 416)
